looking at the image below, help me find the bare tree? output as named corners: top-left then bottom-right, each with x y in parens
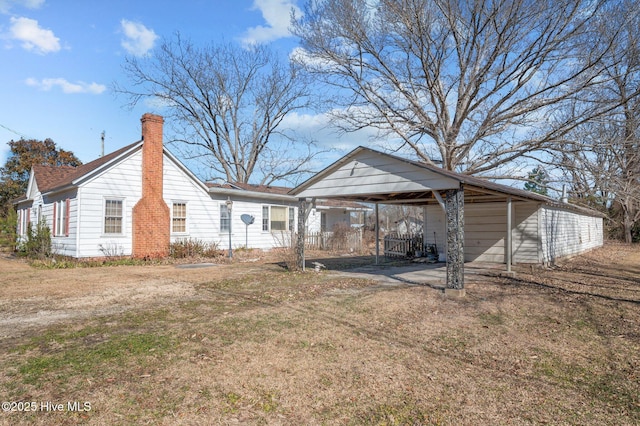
top-left (553, 0), bottom-right (640, 242)
top-left (115, 34), bottom-right (322, 185)
top-left (292, 0), bottom-right (612, 176)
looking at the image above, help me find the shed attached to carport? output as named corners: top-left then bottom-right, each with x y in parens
top-left (290, 147), bottom-right (604, 295)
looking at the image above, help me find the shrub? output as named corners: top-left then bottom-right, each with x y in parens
top-left (19, 219), bottom-right (52, 259)
top-left (0, 208), bottom-right (18, 251)
top-left (170, 238), bottom-right (220, 259)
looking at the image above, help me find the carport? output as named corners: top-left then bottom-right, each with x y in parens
top-left (290, 146), bottom-right (553, 297)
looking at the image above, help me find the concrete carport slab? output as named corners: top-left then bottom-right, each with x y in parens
top-left (331, 262), bottom-right (506, 296)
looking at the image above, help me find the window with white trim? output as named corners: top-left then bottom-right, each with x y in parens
top-left (262, 205), bottom-right (293, 232)
top-left (220, 204), bottom-right (230, 232)
top-left (262, 206), bottom-right (269, 231)
top-left (18, 208), bottom-right (29, 236)
top-left (53, 199), bottom-right (69, 237)
top-left (104, 199), bottom-right (123, 234)
top-left (172, 202), bottom-right (187, 233)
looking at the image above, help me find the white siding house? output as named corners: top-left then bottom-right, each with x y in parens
top-left (14, 114), bottom-right (367, 258)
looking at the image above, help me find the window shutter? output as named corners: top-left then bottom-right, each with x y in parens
top-left (65, 198), bottom-right (70, 236)
top-left (27, 208), bottom-right (31, 225)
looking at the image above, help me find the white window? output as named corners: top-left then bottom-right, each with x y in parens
top-left (104, 199), bottom-right (123, 234)
top-left (19, 208), bottom-right (30, 236)
top-left (220, 204), bottom-right (230, 232)
top-left (262, 205), bottom-right (293, 232)
top-left (262, 206), bottom-right (269, 231)
top-left (172, 202), bottom-right (187, 233)
top-left (53, 199), bottom-right (69, 237)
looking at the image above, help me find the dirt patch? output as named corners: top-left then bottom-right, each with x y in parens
top-left (0, 244), bottom-right (638, 425)
top-left (0, 254), bottom-right (248, 340)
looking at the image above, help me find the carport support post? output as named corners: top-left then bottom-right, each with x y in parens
top-left (296, 199), bottom-right (307, 271)
top-left (445, 187), bottom-right (465, 296)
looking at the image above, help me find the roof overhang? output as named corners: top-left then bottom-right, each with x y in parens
top-left (290, 146), bottom-right (605, 218)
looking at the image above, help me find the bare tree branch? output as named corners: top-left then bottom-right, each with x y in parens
top-left (550, 0), bottom-right (640, 242)
top-left (292, 0), bottom-right (614, 173)
top-left (114, 34), bottom-right (326, 185)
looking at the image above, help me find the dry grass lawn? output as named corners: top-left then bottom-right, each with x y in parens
top-left (0, 243), bottom-right (638, 425)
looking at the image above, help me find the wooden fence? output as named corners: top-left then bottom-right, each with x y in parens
top-left (383, 233), bottom-right (424, 258)
top-left (305, 229), bottom-right (363, 252)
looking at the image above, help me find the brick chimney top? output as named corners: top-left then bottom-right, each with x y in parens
top-left (139, 113), bottom-right (164, 199)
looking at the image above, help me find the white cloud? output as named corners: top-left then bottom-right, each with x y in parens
top-left (241, 0), bottom-right (301, 45)
top-left (120, 19), bottom-right (157, 56)
top-left (9, 16), bottom-right (60, 54)
top-left (0, 0), bottom-right (44, 14)
top-left (26, 77), bottom-right (106, 94)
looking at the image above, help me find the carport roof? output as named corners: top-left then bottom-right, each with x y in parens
top-left (290, 146), bottom-right (604, 217)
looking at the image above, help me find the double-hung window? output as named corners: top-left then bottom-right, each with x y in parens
top-left (53, 199), bottom-right (70, 237)
top-left (262, 206), bottom-right (269, 231)
top-left (270, 206), bottom-right (287, 231)
top-left (172, 202), bottom-right (187, 233)
top-left (262, 205), bottom-right (294, 232)
top-left (220, 204), bottom-right (230, 232)
top-left (19, 208), bottom-right (30, 236)
top-left (104, 199), bottom-right (123, 234)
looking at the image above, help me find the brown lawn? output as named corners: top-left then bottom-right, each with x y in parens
top-left (0, 243), bottom-right (638, 425)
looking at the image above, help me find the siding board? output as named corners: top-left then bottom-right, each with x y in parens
top-left (297, 154), bottom-right (460, 198)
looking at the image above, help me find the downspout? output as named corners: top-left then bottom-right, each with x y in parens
top-left (375, 203), bottom-right (380, 265)
top-left (506, 197), bottom-right (512, 273)
top-left (75, 188), bottom-right (81, 258)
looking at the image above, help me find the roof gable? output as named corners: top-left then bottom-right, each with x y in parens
top-left (290, 146), bottom-right (605, 217)
top-left (291, 147), bottom-right (461, 199)
top-left (32, 165), bottom-right (80, 193)
top-left (32, 141), bottom-right (143, 195)
top-left (291, 146), bottom-right (551, 202)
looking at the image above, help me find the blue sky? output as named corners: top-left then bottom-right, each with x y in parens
top-left (0, 0), bottom-right (369, 177)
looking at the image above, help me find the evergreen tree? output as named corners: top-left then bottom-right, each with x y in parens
top-left (524, 167), bottom-right (549, 196)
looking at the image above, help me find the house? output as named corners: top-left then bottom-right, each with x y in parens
top-left (290, 146), bottom-right (605, 292)
top-left (14, 113), bottom-right (368, 258)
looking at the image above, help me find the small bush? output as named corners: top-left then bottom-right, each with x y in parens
top-left (19, 219), bottom-right (51, 259)
top-left (98, 242), bottom-right (126, 258)
top-left (170, 238), bottom-right (220, 259)
top-left (274, 246), bottom-right (300, 271)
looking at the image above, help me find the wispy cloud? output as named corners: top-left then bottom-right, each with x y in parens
top-left (9, 16), bottom-right (60, 54)
top-left (0, 0), bottom-right (44, 14)
top-left (241, 0), bottom-right (300, 45)
top-left (26, 77), bottom-right (106, 94)
top-left (120, 19), bottom-right (157, 56)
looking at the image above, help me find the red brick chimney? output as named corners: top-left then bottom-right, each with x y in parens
top-left (132, 113), bottom-right (170, 258)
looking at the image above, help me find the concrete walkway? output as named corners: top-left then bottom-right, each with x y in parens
top-left (332, 261), bottom-right (505, 289)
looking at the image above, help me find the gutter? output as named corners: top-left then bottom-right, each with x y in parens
top-left (208, 187), bottom-right (298, 202)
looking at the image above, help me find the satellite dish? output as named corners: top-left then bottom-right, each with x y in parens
top-left (240, 214), bottom-right (255, 248)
